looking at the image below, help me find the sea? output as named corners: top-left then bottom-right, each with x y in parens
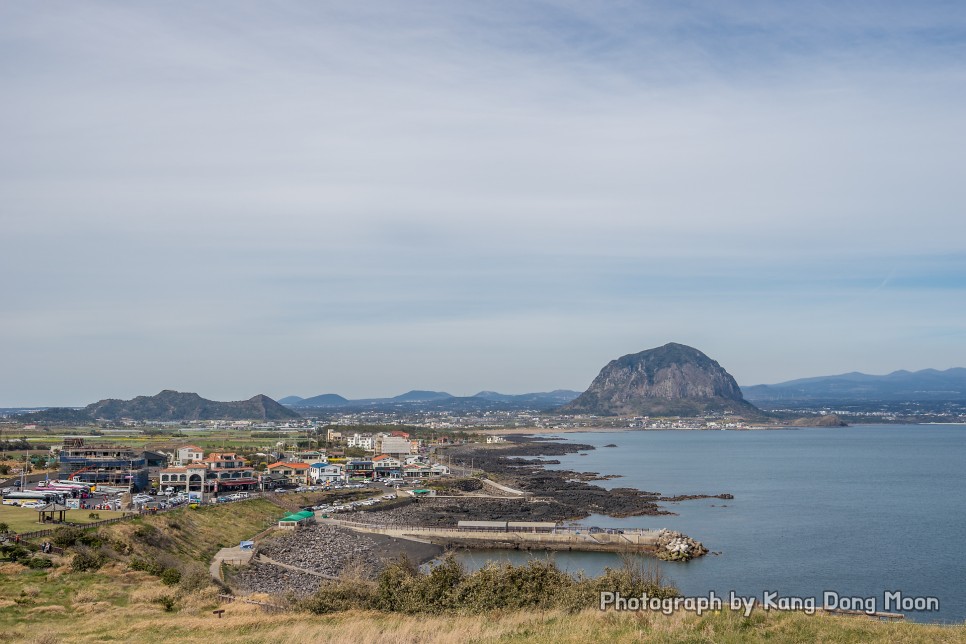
top-left (449, 424), bottom-right (966, 623)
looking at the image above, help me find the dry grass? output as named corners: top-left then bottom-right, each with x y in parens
top-left (3, 592), bottom-right (965, 644)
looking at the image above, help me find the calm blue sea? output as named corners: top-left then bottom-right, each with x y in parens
top-left (450, 425), bottom-right (966, 623)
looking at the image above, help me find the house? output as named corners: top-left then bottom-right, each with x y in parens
top-left (176, 445), bottom-right (204, 465)
top-left (266, 462), bottom-right (311, 486)
top-left (309, 462), bottom-right (345, 484)
top-left (486, 436), bottom-right (507, 444)
top-left (372, 454), bottom-right (402, 478)
top-left (283, 450), bottom-right (326, 464)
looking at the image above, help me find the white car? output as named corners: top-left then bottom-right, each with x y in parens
top-left (21, 501), bottom-right (45, 509)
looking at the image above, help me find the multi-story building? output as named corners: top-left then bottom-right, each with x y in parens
top-left (309, 462), bottom-right (345, 484)
top-left (373, 435), bottom-right (413, 458)
top-left (201, 453), bottom-right (258, 493)
top-left (266, 462), bottom-right (310, 486)
top-left (58, 438), bottom-right (149, 491)
top-left (347, 433), bottom-right (374, 450)
top-left (372, 454), bottom-right (402, 478)
top-left (159, 452), bottom-right (257, 496)
top-left (345, 459), bottom-right (374, 479)
top-left (176, 445), bottom-right (204, 464)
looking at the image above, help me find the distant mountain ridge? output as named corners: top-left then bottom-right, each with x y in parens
top-left (24, 390), bottom-right (301, 422)
top-left (743, 368), bottom-right (966, 403)
top-left (282, 389), bottom-right (581, 411)
top-left (562, 343), bottom-right (762, 417)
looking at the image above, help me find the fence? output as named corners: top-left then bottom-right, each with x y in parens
top-left (16, 514), bottom-right (141, 540)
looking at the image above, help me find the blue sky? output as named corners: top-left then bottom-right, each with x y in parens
top-left (2, 1), bottom-right (965, 406)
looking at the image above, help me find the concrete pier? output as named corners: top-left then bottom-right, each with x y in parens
top-left (322, 517), bottom-right (663, 554)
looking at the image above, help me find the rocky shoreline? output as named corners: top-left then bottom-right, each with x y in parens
top-left (443, 435), bottom-right (733, 521)
top-left (231, 523), bottom-right (443, 597)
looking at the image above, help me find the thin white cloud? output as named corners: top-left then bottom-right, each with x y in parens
top-left (1, 1), bottom-right (965, 405)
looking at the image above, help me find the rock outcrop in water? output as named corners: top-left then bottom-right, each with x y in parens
top-left (561, 342), bottom-right (762, 417)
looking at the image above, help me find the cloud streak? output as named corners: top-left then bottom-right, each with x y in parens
top-left (1, 1), bottom-right (965, 405)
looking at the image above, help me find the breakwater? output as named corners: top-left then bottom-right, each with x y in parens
top-left (323, 518), bottom-right (706, 561)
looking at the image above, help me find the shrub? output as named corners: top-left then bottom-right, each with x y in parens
top-left (0, 521), bottom-right (9, 534)
top-left (155, 595), bottom-right (177, 612)
top-left (27, 557), bottom-right (53, 570)
top-left (77, 532), bottom-right (103, 548)
top-left (1, 544), bottom-right (31, 562)
top-left (178, 565), bottom-right (211, 592)
top-left (71, 551), bottom-right (105, 572)
top-left (301, 554), bottom-right (679, 616)
top-left (132, 524), bottom-right (163, 546)
top-left (160, 568), bottom-right (182, 586)
top-left (51, 526), bottom-right (84, 548)
top-left (128, 557), bottom-right (165, 576)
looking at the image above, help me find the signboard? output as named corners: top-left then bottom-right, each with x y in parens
top-left (66, 498), bottom-right (81, 509)
top-left (188, 491), bottom-right (203, 504)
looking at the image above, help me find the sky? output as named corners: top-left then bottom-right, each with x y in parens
top-left (2, 1), bottom-right (965, 406)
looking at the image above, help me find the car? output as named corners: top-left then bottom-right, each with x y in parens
top-left (21, 501), bottom-right (45, 509)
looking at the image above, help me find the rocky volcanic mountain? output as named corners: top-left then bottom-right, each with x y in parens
top-left (561, 343), bottom-right (762, 417)
top-left (24, 390), bottom-right (301, 423)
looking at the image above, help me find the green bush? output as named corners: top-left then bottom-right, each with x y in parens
top-left (77, 532), bottom-right (103, 548)
top-left (71, 551), bottom-right (105, 572)
top-left (132, 524), bottom-right (163, 546)
top-left (1, 544), bottom-right (31, 562)
top-left (160, 568), bottom-right (182, 586)
top-left (128, 557), bottom-right (165, 576)
top-left (0, 522), bottom-right (9, 534)
top-left (51, 526), bottom-right (84, 548)
top-left (301, 554), bottom-right (678, 616)
top-left (155, 594), bottom-right (177, 612)
top-left (27, 557), bottom-right (53, 569)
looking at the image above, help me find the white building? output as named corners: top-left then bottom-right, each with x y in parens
top-left (347, 433), bottom-right (374, 450)
top-left (176, 445), bottom-right (204, 465)
top-left (309, 463), bottom-right (345, 483)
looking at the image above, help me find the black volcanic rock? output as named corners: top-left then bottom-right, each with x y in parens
top-left (561, 343), bottom-right (762, 417)
top-left (26, 390), bottom-right (301, 422)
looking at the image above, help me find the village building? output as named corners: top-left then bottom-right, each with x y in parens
top-left (347, 433), bottom-right (374, 450)
top-left (372, 454), bottom-right (403, 478)
top-left (176, 445), bottom-right (204, 464)
top-left (373, 434), bottom-right (412, 458)
top-left (58, 438), bottom-right (150, 491)
top-left (159, 452), bottom-right (258, 495)
top-left (266, 461), bottom-right (311, 486)
top-left (309, 462), bottom-right (345, 484)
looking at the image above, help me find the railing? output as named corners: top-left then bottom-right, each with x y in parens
top-left (16, 514), bottom-right (138, 540)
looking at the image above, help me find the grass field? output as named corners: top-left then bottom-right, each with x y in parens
top-left (0, 562), bottom-right (963, 644)
top-left (1, 496), bottom-right (964, 643)
top-left (0, 505), bottom-right (129, 534)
